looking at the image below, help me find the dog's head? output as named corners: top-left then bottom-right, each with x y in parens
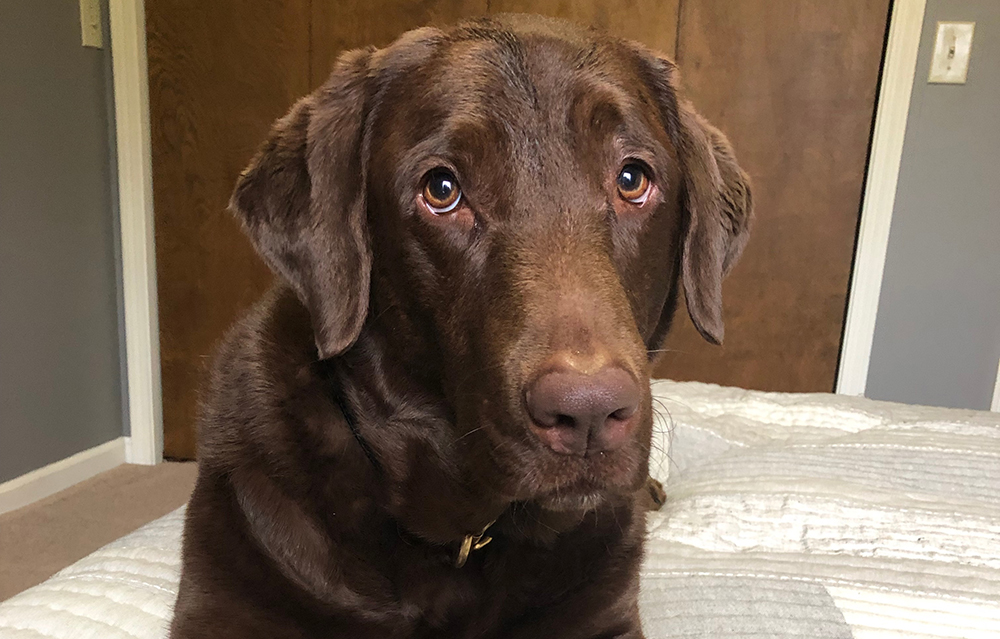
top-left (231, 16), bottom-right (751, 516)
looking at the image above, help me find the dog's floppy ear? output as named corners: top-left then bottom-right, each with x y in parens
top-left (231, 49), bottom-right (373, 359)
top-left (640, 55), bottom-right (752, 345)
top-left (675, 102), bottom-right (753, 344)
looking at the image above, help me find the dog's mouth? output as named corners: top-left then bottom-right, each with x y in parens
top-left (533, 473), bottom-right (610, 512)
top-left (537, 490), bottom-right (606, 513)
top-left (530, 463), bottom-right (642, 512)
top-left (491, 433), bottom-right (649, 512)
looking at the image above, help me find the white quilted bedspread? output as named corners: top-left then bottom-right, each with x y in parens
top-left (0, 509), bottom-right (183, 638)
top-left (2, 380), bottom-right (999, 638)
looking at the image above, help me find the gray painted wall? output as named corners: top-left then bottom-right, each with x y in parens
top-left (0, 0), bottom-right (124, 483)
top-left (867, 0), bottom-right (1000, 411)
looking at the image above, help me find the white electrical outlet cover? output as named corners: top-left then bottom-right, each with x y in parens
top-left (928, 21), bottom-right (974, 84)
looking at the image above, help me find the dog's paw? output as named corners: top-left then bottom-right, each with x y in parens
top-left (637, 476), bottom-right (666, 511)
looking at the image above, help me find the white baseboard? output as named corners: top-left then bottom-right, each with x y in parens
top-left (991, 356), bottom-right (1000, 413)
top-left (0, 437), bottom-right (129, 515)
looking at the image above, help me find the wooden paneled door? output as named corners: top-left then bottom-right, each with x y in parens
top-left (147, 1), bottom-right (887, 458)
top-left (147, 2), bottom-right (310, 459)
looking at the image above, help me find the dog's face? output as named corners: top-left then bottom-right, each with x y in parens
top-left (232, 17), bottom-right (751, 515)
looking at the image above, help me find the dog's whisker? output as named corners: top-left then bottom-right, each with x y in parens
top-left (452, 426), bottom-right (484, 444)
top-left (648, 398), bottom-right (678, 480)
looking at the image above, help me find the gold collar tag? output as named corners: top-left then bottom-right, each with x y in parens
top-left (454, 521), bottom-right (495, 568)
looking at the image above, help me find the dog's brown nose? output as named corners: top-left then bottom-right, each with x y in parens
top-left (526, 365), bottom-right (640, 456)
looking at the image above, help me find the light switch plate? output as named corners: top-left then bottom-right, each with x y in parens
top-left (928, 21), bottom-right (974, 84)
top-left (80, 0), bottom-right (103, 49)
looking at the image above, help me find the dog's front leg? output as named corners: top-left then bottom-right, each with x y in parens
top-left (501, 597), bottom-right (644, 639)
top-left (505, 619), bottom-right (645, 639)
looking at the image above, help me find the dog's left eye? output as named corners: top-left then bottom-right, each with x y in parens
top-left (616, 163), bottom-right (651, 205)
top-left (422, 169), bottom-right (462, 214)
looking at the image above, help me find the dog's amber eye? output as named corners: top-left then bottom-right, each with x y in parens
top-left (422, 169), bottom-right (462, 214)
top-left (616, 163), bottom-right (651, 204)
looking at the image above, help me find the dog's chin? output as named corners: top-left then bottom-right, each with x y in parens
top-left (499, 456), bottom-right (642, 510)
top-left (530, 468), bottom-right (640, 514)
top-left (536, 490), bottom-right (607, 513)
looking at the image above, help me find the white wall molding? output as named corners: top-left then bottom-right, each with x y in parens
top-left (837, 0), bottom-right (928, 396)
top-left (0, 438), bottom-right (129, 515)
top-left (991, 356), bottom-right (1000, 412)
top-left (109, 0), bottom-right (163, 463)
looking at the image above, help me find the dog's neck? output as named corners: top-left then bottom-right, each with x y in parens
top-left (322, 327), bottom-right (603, 560)
top-left (324, 329), bottom-right (504, 543)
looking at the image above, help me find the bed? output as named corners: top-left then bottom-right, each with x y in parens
top-left (2, 380), bottom-right (998, 638)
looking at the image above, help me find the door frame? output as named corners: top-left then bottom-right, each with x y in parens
top-left (110, 0), bottom-right (162, 464)
top-left (836, 0), bottom-right (928, 396)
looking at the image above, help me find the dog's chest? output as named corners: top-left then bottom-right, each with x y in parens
top-left (385, 538), bottom-right (592, 639)
top-left (395, 560), bottom-right (485, 634)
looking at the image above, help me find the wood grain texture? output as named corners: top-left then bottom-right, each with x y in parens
top-left (310, 0), bottom-right (488, 88)
top-left (147, 0), bottom-right (311, 458)
top-left (488, 0), bottom-right (680, 57)
top-left (654, 0), bottom-right (891, 392)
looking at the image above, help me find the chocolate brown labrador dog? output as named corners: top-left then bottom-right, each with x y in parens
top-left (171, 15), bottom-right (751, 639)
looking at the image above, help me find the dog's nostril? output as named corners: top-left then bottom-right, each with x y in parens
top-left (526, 365), bottom-right (641, 456)
top-left (555, 414), bottom-right (576, 428)
top-left (609, 407), bottom-right (634, 421)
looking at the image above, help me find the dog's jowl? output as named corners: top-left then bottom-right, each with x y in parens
top-left (171, 15), bottom-right (751, 639)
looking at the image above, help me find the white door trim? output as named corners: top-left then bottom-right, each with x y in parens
top-left (837, 0), bottom-right (928, 396)
top-left (109, 0), bottom-right (163, 464)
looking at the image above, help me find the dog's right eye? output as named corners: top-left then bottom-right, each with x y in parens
top-left (422, 170), bottom-right (462, 214)
top-left (616, 163), bottom-right (651, 205)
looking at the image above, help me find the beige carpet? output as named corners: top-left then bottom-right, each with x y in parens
top-left (0, 462), bottom-right (198, 602)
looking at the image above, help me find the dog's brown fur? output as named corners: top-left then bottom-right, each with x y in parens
top-left (171, 15), bottom-right (751, 639)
